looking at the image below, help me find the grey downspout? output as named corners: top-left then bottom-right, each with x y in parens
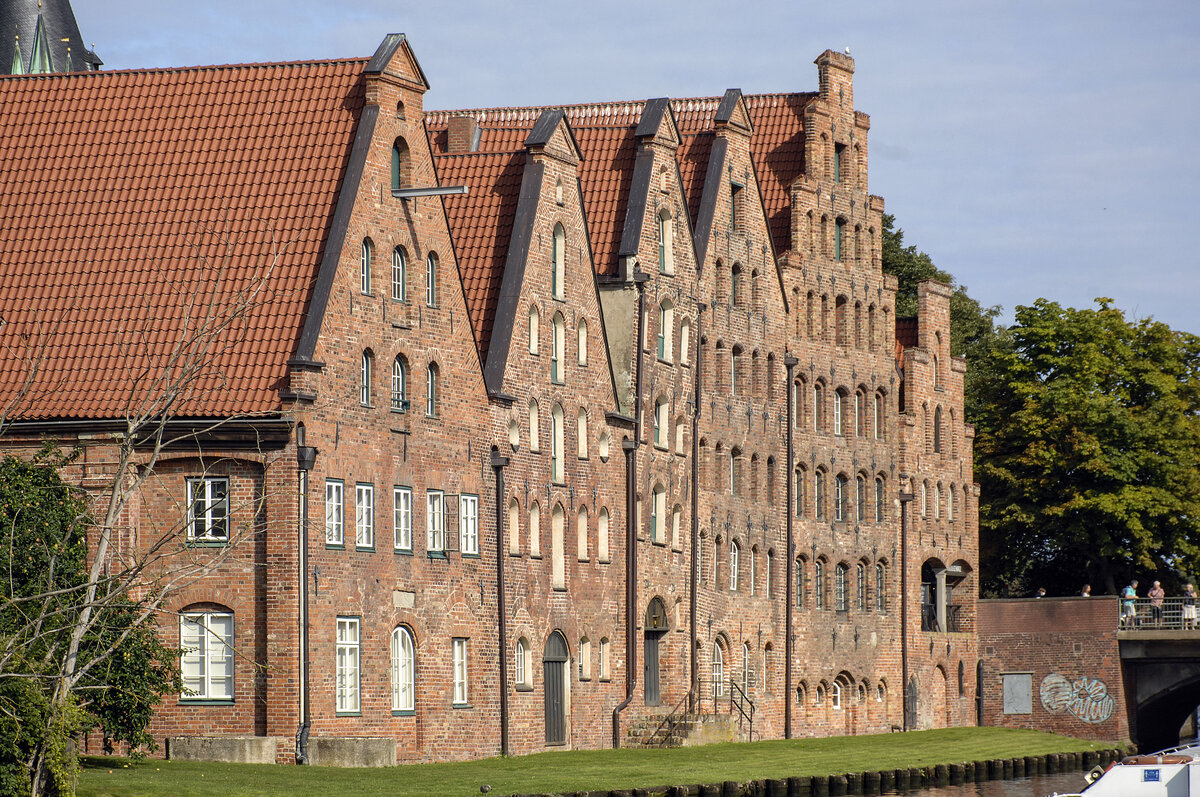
top-left (295, 428), bottom-right (317, 764)
top-left (899, 476), bottom-right (914, 731)
top-left (613, 268), bottom-right (649, 748)
top-left (491, 450), bottom-right (511, 756)
top-left (784, 354), bottom-right (798, 738)
top-left (688, 306), bottom-right (704, 715)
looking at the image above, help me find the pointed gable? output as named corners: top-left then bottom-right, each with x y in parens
top-left (365, 32), bottom-right (430, 90)
top-left (715, 88), bottom-right (753, 134)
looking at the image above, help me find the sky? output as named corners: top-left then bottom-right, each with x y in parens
top-left (71, 0), bottom-right (1200, 334)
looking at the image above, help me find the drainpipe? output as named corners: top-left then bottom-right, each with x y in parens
top-left (688, 306), bottom-right (705, 714)
top-left (491, 449), bottom-right (511, 756)
top-left (613, 268), bottom-right (649, 748)
top-left (295, 426), bottom-right (317, 764)
top-left (899, 475), bottom-right (914, 731)
top-left (784, 354), bottom-right (798, 738)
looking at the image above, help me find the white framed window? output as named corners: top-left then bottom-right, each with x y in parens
top-left (658, 210), bottom-right (674, 275)
top-left (551, 313), bottom-right (565, 383)
top-left (391, 626), bottom-right (415, 712)
top-left (394, 486), bottom-right (413, 552)
top-left (515, 637), bottom-right (530, 688)
top-left (712, 642), bottom-right (725, 699)
top-left (650, 484), bottom-right (666, 543)
top-left (579, 637), bottom-right (592, 680)
top-left (355, 483), bottom-right (374, 549)
top-left (835, 563), bottom-right (848, 611)
top-left (460, 494), bottom-right (479, 555)
top-left (657, 301), bottom-right (674, 362)
top-left (336, 617), bottom-right (360, 714)
top-left (325, 479), bottom-right (344, 545)
top-left (426, 363), bottom-right (439, 417)
top-left (360, 238), bottom-right (373, 294)
top-left (597, 507), bottom-right (610, 562)
top-left (360, 351), bottom-right (373, 406)
top-left (551, 503), bottom-right (565, 589)
top-left (426, 490), bottom-right (445, 553)
top-left (391, 246), bottom-right (406, 301)
top-left (749, 549), bottom-right (757, 596)
top-left (452, 637), bottom-right (469, 705)
top-left (186, 477), bottom-right (229, 542)
top-left (730, 540), bottom-right (740, 591)
top-left (426, 252), bottom-right (438, 307)
top-left (654, 397), bottom-right (668, 448)
top-left (551, 403), bottom-right (565, 484)
top-left (831, 679), bottom-right (843, 710)
top-left (180, 611), bottom-right (233, 700)
top-left (391, 356), bottom-right (408, 412)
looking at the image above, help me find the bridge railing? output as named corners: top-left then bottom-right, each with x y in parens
top-left (1119, 596), bottom-right (1199, 630)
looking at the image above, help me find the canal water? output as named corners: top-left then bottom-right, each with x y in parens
top-left (884, 770), bottom-right (1091, 796)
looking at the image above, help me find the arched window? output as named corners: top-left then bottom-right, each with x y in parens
top-left (795, 556), bottom-right (807, 607)
top-left (730, 447), bottom-right (742, 495)
top-left (650, 483), bottom-right (666, 542)
top-left (360, 350), bottom-right (373, 406)
top-left (528, 306), bottom-right (540, 355)
top-left (766, 456), bottom-right (777, 506)
top-left (834, 388), bottom-right (848, 435)
top-left (874, 391), bottom-right (885, 440)
top-left (514, 637), bottom-right (530, 688)
top-left (835, 296), bottom-right (848, 345)
top-left (392, 246), bottom-right (407, 302)
top-left (712, 641), bottom-right (726, 699)
top-left (671, 504), bottom-right (682, 549)
top-left (875, 476), bottom-right (886, 522)
top-left (508, 498), bottom-right (520, 555)
top-left (730, 346), bottom-right (742, 395)
top-left (551, 503), bottom-right (565, 589)
top-left (814, 560), bottom-right (825, 609)
top-left (921, 481), bottom-right (928, 518)
top-left (806, 291), bottom-right (815, 338)
top-left (577, 505), bottom-right (589, 561)
top-left (835, 218), bottom-right (846, 261)
top-left (551, 403), bottom-right (565, 483)
top-left (391, 137), bottom-right (410, 191)
top-left (742, 642), bottom-right (752, 692)
top-left (551, 313), bottom-right (565, 383)
top-left (731, 264), bottom-right (744, 307)
top-left (360, 238), bottom-right (373, 294)
top-left (933, 406), bottom-right (943, 454)
top-left (935, 483), bottom-right (942, 520)
top-left (425, 252), bottom-right (438, 307)
top-left (579, 637), bottom-right (592, 680)
top-left (834, 473), bottom-right (848, 521)
top-left (766, 549), bottom-right (775, 598)
top-left (949, 484), bottom-right (956, 523)
top-left (856, 562), bottom-right (866, 610)
top-left (653, 396), bottom-right (668, 448)
top-left (749, 547), bottom-right (758, 596)
top-left (813, 382), bottom-right (826, 432)
top-left (658, 210), bottom-right (674, 275)
top-left (815, 468), bottom-right (827, 520)
top-left (680, 318), bottom-right (691, 365)
top-left (674, 416), bottom-right (686, 453)
top-left (391, 356), bottom-right (407, 411)
top-left (577, 318), bottom-right (588, 365)
top-left (552, 224), bottom-right (566, 300)
top-left (855, 389), bottom-right (866, 437)
top-left (598, 507), bottom-right (610, 562)
top-left (856, 474), bottom-right (866, 521)
top-left (835, 563), bottom-right (848, 611)
top-left (658, 300), bottom-right (674, 362)
top-left (577, 408), bottom-right (589, 459)
top-left (868, 304), bottom-right (876, 350)
top-left (425, 362), bottom-right (439, 417)
top-left (528, 399), bottom-right (540, 451)
top-left (391, 626), bottom-right (415, 711)
top-left (598, 430), bottom-right (610, 462)
top-left (730, 540), bottom-right (740, 591)
top-left (529, 501), bottom-right (541, 557)
top-left (876, 563), bottom-right (887, 613)
top-left (794, 466), bottom-right (807, 516)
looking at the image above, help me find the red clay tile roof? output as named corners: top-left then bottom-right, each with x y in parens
top-left (433, 150), bottom-right (524, 363)
top-left (895, 317), bottom-right (919, 348)
top-left (0, 59), bottom-right (366, 421)
top-left (744, 94), bottom-right (814, 254)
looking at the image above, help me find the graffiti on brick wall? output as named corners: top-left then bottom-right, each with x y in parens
top-left (1040, 673), bottom-right (1115, 724)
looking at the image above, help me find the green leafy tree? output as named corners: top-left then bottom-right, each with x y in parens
top-left (0, 446), bottom-right (178, 796)
top-left (973, 299), bottom-right (1200, 597)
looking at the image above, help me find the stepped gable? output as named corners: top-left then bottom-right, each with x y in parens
top-left (0, 58), bottom-right (367, 420)
top-left (432, 149), bottom-right (524, 364)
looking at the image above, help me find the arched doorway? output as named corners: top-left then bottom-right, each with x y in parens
top-left (544, 631), bottom-right (568, 745)
top-left (644, 597), bottom-right (669, 706)
top-left (905, 675), bottom-right (919, 730)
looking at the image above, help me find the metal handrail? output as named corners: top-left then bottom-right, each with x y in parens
top-left (729, 679), bottom-right (756, 740)
top-left (1119, 596), bottom-right (1200, 631)
top-left (645, 693), bottom-right (690, 747)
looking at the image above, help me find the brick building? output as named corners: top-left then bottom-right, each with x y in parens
top-left (0, 33), bottom-right (978, 764)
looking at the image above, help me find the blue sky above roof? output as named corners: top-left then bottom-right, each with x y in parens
top-left (74, 0), bottom-right (1200, 334)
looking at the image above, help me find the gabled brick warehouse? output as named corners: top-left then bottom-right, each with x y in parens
top-left (0, 33), bottom-right (979, 764)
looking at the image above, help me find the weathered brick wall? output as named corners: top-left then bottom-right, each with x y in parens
top-left (979, 597), bottom-right (1129, 742)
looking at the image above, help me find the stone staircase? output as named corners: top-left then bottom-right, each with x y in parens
top-left (625, 712), bottom-right (740, 748)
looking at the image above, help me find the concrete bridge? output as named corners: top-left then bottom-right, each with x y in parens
top-left (978, 596), bottom-right (1200, 752)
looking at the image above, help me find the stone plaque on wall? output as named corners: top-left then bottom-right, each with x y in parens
top-left (1003, 673), bottom-right (1033, 714)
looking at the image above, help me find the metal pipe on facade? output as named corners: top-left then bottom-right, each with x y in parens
top-left (294, 426), bottom-right (317, 764)
top-left (899, 476), bottom-right (915, 732)
top-left (491, 449), bottom-right (511, 756)
top-left (613, 269), bottom-right (649, 748)
top-left (783, 354), bottom-right (798, 738)
top-left (688, 306), bottom-right (705, 714)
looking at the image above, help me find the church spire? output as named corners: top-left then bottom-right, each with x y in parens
top-left (10, 33), bottom-right (24, 75)
top-left (28, 11), bottom-right (53, 74)
top-left (1, 0), bottom-right (101, 75)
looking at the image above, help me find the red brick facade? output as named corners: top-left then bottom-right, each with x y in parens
top-left (0, 35), bottom-right (978, 763)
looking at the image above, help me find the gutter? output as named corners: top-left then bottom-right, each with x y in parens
top-left (613, 269), bottom-right (649, 747)
top-left (688, 306), bottom-right (705, 714)
top-left (899, 477), bottom-right (915, 731)
top-left (294, 427), bottom-right (317, 764)
top-left (491, 450), bottom-right (511, 755)
top-left (784, 354), bottom-right (798, 738)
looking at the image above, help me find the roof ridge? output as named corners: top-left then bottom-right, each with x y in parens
top-left (0, 54), bottom-right (370, 81)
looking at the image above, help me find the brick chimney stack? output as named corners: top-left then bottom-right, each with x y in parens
top-left (447, 114), bottom-right (479, 153)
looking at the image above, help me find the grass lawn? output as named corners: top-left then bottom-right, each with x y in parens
top-left (77, 727), bottom-right (1112, 797)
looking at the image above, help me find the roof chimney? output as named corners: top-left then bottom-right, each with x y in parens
top-left (447, 114), bottom-right (480, 153)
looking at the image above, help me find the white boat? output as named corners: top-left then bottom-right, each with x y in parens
top-left (1053, 745), bottom-right (1200, 796)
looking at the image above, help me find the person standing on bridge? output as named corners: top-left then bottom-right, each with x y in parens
top-left (1183, 583), bottom-right (1197, 630)
top-left (1149, 580), bottom-right (1166, 627)
top-left (1080, 584), bottom-right (1092, 597)
top-left (1121, 579), bottom-right (1139, 628)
